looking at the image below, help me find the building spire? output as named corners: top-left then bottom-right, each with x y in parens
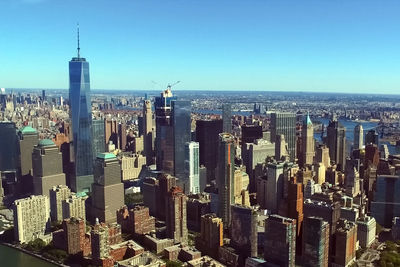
top-left (77, 23), bottom-right (80, 59)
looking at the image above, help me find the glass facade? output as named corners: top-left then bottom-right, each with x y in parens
top-left (271, 112), bottom-right (297, 161)
top-left (0, 122), bottom-right (18, 172)
top-left (154, 89), bottom-right (177, 172)
top-left (92, 119), bottom-right (105, 160)
top-left (69, 57), bottom-right (94, 192)
top-left (222, 103), bottom-right (232, 133)
top-left (172, 100), bottom-right (192, 178)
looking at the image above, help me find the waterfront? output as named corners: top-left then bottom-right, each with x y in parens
top-left (0, 244), bottom-right (57, 267)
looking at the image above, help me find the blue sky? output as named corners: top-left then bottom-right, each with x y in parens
top-left (0, 0), bottom-right (399, 93)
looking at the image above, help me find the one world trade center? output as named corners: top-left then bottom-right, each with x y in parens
top-left (69, 26), bottom-right (94, 192)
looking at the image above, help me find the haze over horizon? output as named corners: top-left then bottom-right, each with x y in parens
top-left (1, 0), bottom-right (399, 94)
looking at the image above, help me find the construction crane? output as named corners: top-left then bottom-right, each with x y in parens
top-left (167, 81), bottom-right (180, 90)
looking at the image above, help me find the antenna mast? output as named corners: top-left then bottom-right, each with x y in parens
top-left (77, 23), bottom-right (80, 59)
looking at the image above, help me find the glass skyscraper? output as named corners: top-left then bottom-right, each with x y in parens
top-left (222, 103), bottom-right (232, 133)
top-left (92, 119), bottom-right (105, 160)
top-left (172, 100), bottom-right (192, 178)
top-left (69, 36), bottom-right (94, 193)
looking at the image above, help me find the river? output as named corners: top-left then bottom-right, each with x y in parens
top-left (0, 244), bottom-right (57, 267)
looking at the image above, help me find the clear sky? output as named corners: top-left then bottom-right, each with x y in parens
top-left (0, 0), bottom-right (399, 93)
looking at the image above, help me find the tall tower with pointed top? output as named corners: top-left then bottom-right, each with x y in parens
top-left (301, 113), bottom-right (315, 167)
top-left (69, 25), bottom-right (94, 192)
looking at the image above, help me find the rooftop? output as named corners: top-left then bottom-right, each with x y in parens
top-left (38, 139), bottom-right (55, 147)
top-left (97, 152), bottom-right (117, 160)
top-left (20, 126), bottom-right (37, 134)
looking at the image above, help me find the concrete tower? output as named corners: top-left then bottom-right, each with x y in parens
top-left (32, 139), bottom-right (66, 197)
top-left (91, 153), bottom-right (124, 224)
top-left (354, 124), bottom-right (363, 150)
top-left (217, 133), bottom-right (235, 228)
top-left (301, 113), bottom-right (315, 167)
top-left (143, 99), bottom-right (154, 165)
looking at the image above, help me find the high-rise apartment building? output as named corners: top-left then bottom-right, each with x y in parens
top-left (120, 153), bottom-right (146, 181)
top-left (300, 114), bottom-right (315, 167)
top-left (195, 213), bottom-right (223, 259)
top-left (63, 192), bottom-right (87, 221)
top-left (50, 185), bottom-right (71, 222)
top-left (333, 220), bottom-right (357, 267)
top-left (91, 224), bottom-right (110, 260)
top-left (92, 153), bottom-right (124, 223)
top-left (143, 99), bottom-right (154, 165)
top-left (172, 100), bottom-right (192, 179)
top-left (222, 103), bottom-right (232, 133)
top-left (326, 120), bottom-right (346, 171)
top-left (183, 142), bottom-right (200, 194)
top-left (13, 195), bottom-right (51, 244)
top-left (302, 216), bottom-right (329, 267)
top-left (270, 112), bottom-right (297, 161)
top-left (217, 133), bottom-right (235, 228)
top-left (264, 215), bottom-right (296, 267)
top-left (32, 139), bottom-right (66, 197)
top-left (354, 124), bottom-right (363, 150)
top-left (62, 217), bottom-right (88, 255)
top-left (166, 186), bottom-right (188, 244)
top-left (69, 30), bottom-right (94, 193)
top-left (195, 119), bottom-right (223, 183)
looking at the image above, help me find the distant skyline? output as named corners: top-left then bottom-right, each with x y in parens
top-left (1, 0), bottom-right (400, 93)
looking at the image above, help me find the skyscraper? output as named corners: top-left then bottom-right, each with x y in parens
top-left (230, 205), bottom-right (258, 259)
top-left (143, 99), bottom-right (154, 165)
top-left (17, 126), bottom-right (39, 194)
top-left (155, 88), bottom-right (177, 173)
top-left (241, 125), bottom-right (263, 152)
top-left (195, 213), bottom-right (223, 259)
top-left (69, 27), bottom-right (94, 192)
top-left (184, 142), bottom-right (200, 194)
top-left (0, 121), bottom-right (18, 172)
top-left (92, 119), bottom-right (106, 160)
top-left (326, 120), bottom-right (346, 171)
top-left (264, 215), bottom-right (296, 267)
top-left (13, 195), bottom-right (51, 244)
top-left (302, 216), bottom-right (329, 267)
top-left (300, 113), bottom-right (315, 167)
top-left (222, 103), bottom-right (232, 133)
top-left (172, 100), bottom-right (192, 178)
top-left (195, 119), bottom-right (223, 182)
top-left (354, 124), bottom-right (363, 150)
top-left (92, 153), bottom-right (124, 223)
top-left (270, 112), bottom-right (297, 161)
top-left (32, 139), bottom-right (66, 197)
top-left (217, 133), bottom-right (235, 228)
top-left (166, 186), bottom-right (188, 244)
top-left (365, 129), bottom-right (379, 146)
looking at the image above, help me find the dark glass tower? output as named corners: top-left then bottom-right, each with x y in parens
top-left (172, 100), bottom-right (192, 178)
top-left (222, 104), bottom-right (232, 133)
top-left (92, 119), bottom-right (105, 161)
top-left (155, 88), bottom-right (177, 173)
top-left (69, 27), bottom-right (94, 192)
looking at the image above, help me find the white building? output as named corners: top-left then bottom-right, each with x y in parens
top-left (13, 195), bottom-right (51, 244)
top-left (357, 216), bottom-right (376, 248)
top-left (183, 142), bottom-right (200, 194)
